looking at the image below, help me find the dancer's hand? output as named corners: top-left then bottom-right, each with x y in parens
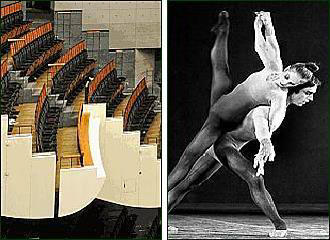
top-left (254, 15), bottom-right (263, 29)
top-left (254, 138), bottom-right (275, 176)
top-left (259, 11), bottom-right (272, 26)
top-left (259, 138), bottom-right (275, 162)
top-left (290, 91), bottom-right (312, 107)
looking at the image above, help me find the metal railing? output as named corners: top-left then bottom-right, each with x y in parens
top-left (9, 124), bottom-right (33, 135)
top-left (60, 154), bottom-right (83, 169)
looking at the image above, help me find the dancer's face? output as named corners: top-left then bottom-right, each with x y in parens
top-left (290, 85), bottom-right (317, 107)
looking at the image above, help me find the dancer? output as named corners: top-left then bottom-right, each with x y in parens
top-left (168, 11), bottom-right (321, 237)
top-left (168, 11), bottom-right (320, 191)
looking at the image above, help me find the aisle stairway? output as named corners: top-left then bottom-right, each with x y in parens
top-left (10, 103), bottom-right (37, 152)
top-left (144, 112), bottom-right (161, 158)
top-left (113, 96), bottom-right (130, 117)
top-left (56, 127), bottom-right (81, 190)
top-left (72, 90), bottom-right (85, 112)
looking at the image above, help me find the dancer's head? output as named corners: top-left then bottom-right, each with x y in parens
top-left (280, 62), bottom-right (320, 87)
top-left (288, 79), bottom-right (321, 106)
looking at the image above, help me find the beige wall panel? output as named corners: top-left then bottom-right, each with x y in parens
top-left (136, 22), bottom-right (161, 48)
top-left (121, 132), bottom-right (140, 205)
top-left (138, 145), bottom-right (159, 207)
top-left (98, 118), bottom-right (124, 203)
top-left (155, 159), bottom-right (161, 205)
top-left (59, 167), bottom-right (99, 217)
top-left (136, 8), bottom-right (160, 23)
top-left (109, 23), bottom-right (136, 49)
top-left (30, 154), bottom-right (56, 218)
top-left (110, 1), bottom-right (137, 10)
top-left (5, 135), bottom-right (32, 218)
top-left (1, 115), bottom-right (8, 215)
top-left (136, 1), bottom-right (161, 9)
top-left (110, 9), bottom-right (136, 23)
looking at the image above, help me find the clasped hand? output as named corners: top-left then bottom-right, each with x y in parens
top-left (253, 138), bottom-right (275, 176)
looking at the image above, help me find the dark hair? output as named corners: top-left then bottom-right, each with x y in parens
top-left (288, 76), bottom-right (321, 96)
top-left (285, 62), bottom-right (321, 89)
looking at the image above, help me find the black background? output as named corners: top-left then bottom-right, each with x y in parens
top-left (168, 1), bottom-right (328, 205)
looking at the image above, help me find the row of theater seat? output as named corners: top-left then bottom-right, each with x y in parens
top-left (11, 22), bottom-right (63, 79)
top-left (0, 61), bottom-right (21, 124)
top-left (0, 3), bottom-right (31, 53)
top-left (64, 59), bottom-right (97, 105)
top-left (87, 60), bottom-right (127, 117)
top-left (51, 50), bottom-right (96, 100)
top-left (124, 78), bottom-right (158, 141)
top-left (1, 2), bottom-right (23, 33)
top-left (35, 84), bottom-right (61, 152)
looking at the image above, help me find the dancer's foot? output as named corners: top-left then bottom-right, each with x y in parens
top-left (211, 11), bottom-right (229, 34)
top-left (168, 226), bottom-right (179, 233)
top-left (268, 229), bottom-right (287, 238)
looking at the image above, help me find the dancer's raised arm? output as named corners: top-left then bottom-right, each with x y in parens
top-left (254, 12), bottom-right (283, 71)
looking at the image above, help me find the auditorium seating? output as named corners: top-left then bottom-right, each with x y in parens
top-left (0, 2), bottom-right (32, 54)
top-left (123, 78), bottom-right (158, 142)
top-left (35, 84), bottom-right (62, 152)
top-left (0, 60), bottom-right (21, 123)
top-left (50, 40), bottom-right (96, 101)
top-left (10, 22), bottom-right (64, 81)
top-left (86, 60), bottom-right (126, 117)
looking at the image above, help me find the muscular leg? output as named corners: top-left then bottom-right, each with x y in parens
top-left (168, 11), bottom-right (231, 196)
top-left (210, 11), bottom-right (232, 106)
top-left (168, 153), bottom-right (222, 212)
top-left (214, 144), bottom-right (286, 230)
top-left (168, 114), bottom-right (222, 191)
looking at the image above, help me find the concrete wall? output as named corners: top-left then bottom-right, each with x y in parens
top-left (135, 49), bottom-right (155, 88)
top-left (54, 1), bottom-right (161, 49)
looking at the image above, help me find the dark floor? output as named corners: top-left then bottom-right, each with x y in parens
top-left (1, 199), bottom-right (161, 239)
top-left (168, 214), bottom-right (329, 239)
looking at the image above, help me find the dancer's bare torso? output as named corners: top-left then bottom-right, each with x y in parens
top-left (210, 69), bottom-right (287, 125)
top-left (213, 68), bottom-right (288, 150)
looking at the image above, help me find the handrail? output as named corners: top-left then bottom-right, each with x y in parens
top-left (87, 59), bottom-right (116, 102)
top-left (146, 136), bottom-right (159, 144)
top-left (123, 77), bottom-right (147, 129)
top-left (34, 84), bottom-right (47, 149)
top-left (49, 40), bottom-right (87, 79)
top-left (1, 2), bottom-right (22, 19)
top-left (10, 22), bottom-right (53, 56)
top-left (78, 111), bottom-right (93, 166)
top-left (60, 154), bottom-right (82, 169)
top-left (9, 124), bottom-right (33, 135)
top-left (1, 60), bottom-right (8, 79)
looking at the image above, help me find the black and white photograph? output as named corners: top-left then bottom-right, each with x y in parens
top-left (167, 1), bottom-right (328, 239)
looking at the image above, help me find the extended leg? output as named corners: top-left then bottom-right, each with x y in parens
top-left (168, 114), bottom-right (222, 191)
top-left (214, 144), bottom-right (286, 230)
top-left (168, 153), bottom-right (222, 212)
top-left (210, 11), bottom-right (232, 106)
